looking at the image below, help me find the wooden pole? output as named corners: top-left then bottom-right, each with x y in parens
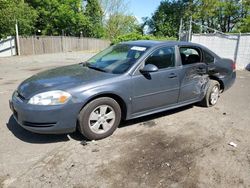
top-left (179, 18), bottom-right (183, 41)
top-left (15, 20), bottom-right (21, 56)
top-left (188, 16), bottom-right (192, 42)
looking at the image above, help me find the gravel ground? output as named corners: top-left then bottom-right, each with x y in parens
top-left (0, 52), bottom-right (250, 188)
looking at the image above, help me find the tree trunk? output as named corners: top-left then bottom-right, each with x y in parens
top-left (227, 16), bottom-right (230, 32)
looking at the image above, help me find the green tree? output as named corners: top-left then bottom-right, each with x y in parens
top-left (239, 0), bottom-right (250, 32)
top-left (194, 0), bottom-right (249, 32)
top-left (52, 0), bottom-right (89, 36)
top-left (239, 15), bottom-right (250, 32)
top-left (148, 1), bottom-right (186, 37)
top-left (193, 0), bottom-right (219, 31)
top-left (99, 0), bottom-right (140, 39)
top-left (84, 0), bottom-right (104, 37)
top-left (216, 0), bottom-right (243, 32)
top-left (26, 0), bottom-right (90, 36)
top-left (99, 0), bottom-right (128, 19)
top-left (111, 32), bottom-right (176, 44)
top-left (0, 0), bottom-right (37, 39)
top-left (147, 0), bottom-right (250, 37)
top-left (105, 14), bottom-right (139, 39)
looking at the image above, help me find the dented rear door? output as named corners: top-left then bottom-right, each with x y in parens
top-left (178, 63), bottom-right (209, 103)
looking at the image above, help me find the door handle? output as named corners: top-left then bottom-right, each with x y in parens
top-left (168, 73), bottom-right (177, 78)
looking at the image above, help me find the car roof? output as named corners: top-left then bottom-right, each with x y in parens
top-left (121, 40), bottom-right (201, 48)
top-left (121, 40), bottom-right (220, 59)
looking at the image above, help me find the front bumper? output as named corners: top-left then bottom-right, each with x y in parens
top-left (9, 95), bottom-right (83, 134)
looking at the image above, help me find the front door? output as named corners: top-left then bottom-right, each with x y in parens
top-left (131, 46), bottom-right (180, 115)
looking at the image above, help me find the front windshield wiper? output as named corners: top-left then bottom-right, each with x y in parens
top-left (79, 62), bottom-right (88, 67)
top-left (85, 62), bottom-right (107, 72)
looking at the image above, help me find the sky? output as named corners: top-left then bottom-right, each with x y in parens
top-left (129, 0), bottom-right (162, 22)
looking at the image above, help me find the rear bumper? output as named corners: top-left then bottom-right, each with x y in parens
top-left (9, 96), bottom-right (83, 134)
top-left (222, 71), bottom-right (236, 91)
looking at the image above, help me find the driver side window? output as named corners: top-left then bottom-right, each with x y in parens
top-left (145, 47), bottom-right (175, 69)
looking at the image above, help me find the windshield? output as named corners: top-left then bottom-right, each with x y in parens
top-left (86, 44), bottom-right (148, 74)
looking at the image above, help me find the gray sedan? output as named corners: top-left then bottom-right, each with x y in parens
top-left (9, 40), bottom-right (236, 140)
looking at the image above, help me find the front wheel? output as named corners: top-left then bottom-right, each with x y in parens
top-left (78, 97), bottom-right (121, 140)
top-left (200, 80), bottom-right (220, 107)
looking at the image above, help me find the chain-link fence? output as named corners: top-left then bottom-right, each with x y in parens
top-left (179, 19), bottom-right (250, 70)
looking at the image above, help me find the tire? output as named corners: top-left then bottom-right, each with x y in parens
top-left (78, 97), bottom-right (121, 140)
top-left (200, 80), bottom-right (220, 107)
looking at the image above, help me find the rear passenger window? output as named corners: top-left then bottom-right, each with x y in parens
top-left (180, 47), bottom-right (201, 65)
top-left (145, 47), bottom-right (175, 69)
top-left (203, 50), bottom-right (214, 64)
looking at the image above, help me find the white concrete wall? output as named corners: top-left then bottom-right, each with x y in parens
top-left (0, 36), bottom-right (16, 57)
top-left (192, 33), bottom-right (250, 70)
top-left (236, 35), bottom-right (250, 70)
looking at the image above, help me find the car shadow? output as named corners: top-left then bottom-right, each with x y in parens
top-left (6, 115), bottom-right (83, 144)
top-left (120, 104), bottom-right (194, 128)
top-left (7, 104), bottom-right (194, 143)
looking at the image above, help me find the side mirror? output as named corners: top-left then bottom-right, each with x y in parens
top-left (140, 64), bottom-right (158, 74)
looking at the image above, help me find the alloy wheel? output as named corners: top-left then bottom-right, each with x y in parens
top-left (88, 105), bottom-right (116, 134)
top-left (210, 85), bottom-right (219, 105)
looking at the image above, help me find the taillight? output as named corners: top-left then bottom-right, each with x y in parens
top-left (231, 62), bottom-right (236, 71)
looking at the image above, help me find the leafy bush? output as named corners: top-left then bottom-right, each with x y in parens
top-left (111, 33), bottom-right (176, 44)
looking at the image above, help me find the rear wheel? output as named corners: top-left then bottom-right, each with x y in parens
top-left (78, 97), bottom-right (121, 140)
top-left (200, 80), bottom-right (220, 107)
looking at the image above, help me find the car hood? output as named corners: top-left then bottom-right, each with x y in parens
top-left (17, 64), bottom-right (115, 99)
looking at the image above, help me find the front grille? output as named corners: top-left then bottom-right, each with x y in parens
top-left (23, 121), bottom-right (56, 127)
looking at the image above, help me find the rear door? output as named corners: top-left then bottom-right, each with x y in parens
top-left (131, 46), bottom-right (180, 114)
top-left (178, 46), bottom-right (209, 103)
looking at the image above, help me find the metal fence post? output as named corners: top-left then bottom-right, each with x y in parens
top-left (234, 33), bottom-right (241, 63)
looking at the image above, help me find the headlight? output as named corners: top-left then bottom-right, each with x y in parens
top-left (28, 90), bottom-right (71, 105)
